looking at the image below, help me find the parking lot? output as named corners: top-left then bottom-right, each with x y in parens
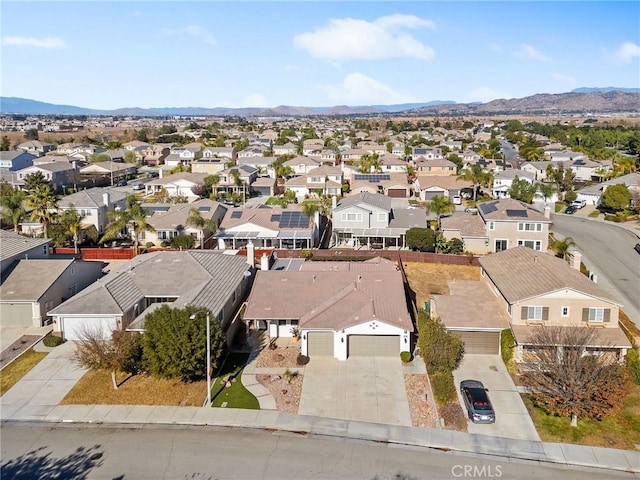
top-left (453, 354), bottom-right (540, 441)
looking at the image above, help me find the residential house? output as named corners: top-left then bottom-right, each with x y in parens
top-left (332, 192), bottom-right (426, 249)
top-left (79, 161), bottom-right (138, 186)
top-left (341, 148), bottom-right (365, 162)
top-left (492, 170), bottom-right (536, 199)
top-left (164, 146), bottom-right (202, 167)
top-left (15, 140), bottom-right (56, 156)
top-left (440, 214), bottom-right (491, 255)
top-left (0, 151), bottom-right (36, 171)
top-left (284, 165), bottom-right (343, 200)
top-left (440, 140), bottom-right (463, 151)
top-left (217, 166), bottom-right (259, 198)
top-left (144, 171), bottom-right (209, 202)
top-left (144, 198), bottom-right (226, 247)
top-left (48, 251), bottom-right (254, 342)
top-left (570, 157), bottom-right (613, 182)
top-left (273, 142), bottom-right (297, 156)
top-left (237, 156), bottom-right (277, 177)
top-left (284, 156), bottom-right (321, 176)
top-left (215, 205), bottom-right (318, 250)
top-left (349, 173), bottom-right (410, 198)
top-left (237, 146), bottom-right (269, 158)
top-left (16, 162), bottom-right (79, 193)
top-left (243, 258), bottom-right (413, 360)
top-left (520, 160), bottom-right (569, 182)
top-left (478, 247), bottom-right (631, 363)
top-left (0, 230), bottom-right (50, 275)
top-left (302, 139), bottom-right (324, 156)
top-left (123, 140), bottom-right (150, 152)
top-left (413, 175), bottom-right (473, 201)
top-left (57, 187), bottom-right (129, 234)
top-left (414, 158), bottom-right (456, 175)
top-left (411, 147), bottom-right (442, 160)
top-left (575, 172), bottom-right (640, 207)
top-left (191, 157), bottom-right (229, 175)
top-left (140, 144), bottom-right (170, 166)
top-left (202, 146), bottom-right (236, 162)
top-left (0, 259), bottom-right (104, 327)
top-left (379, 154), bottom-right (408, 173)
top-left (477, 198), bottom-right (551, 252)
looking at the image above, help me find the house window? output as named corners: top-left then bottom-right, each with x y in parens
top-left (495, 239), bottom-right (507, 251)
top-left (488, 221), bottom-right (495, 231)
top-left (527, 306), bottom-right (543, 320)
top-left (377, 213), bottom-right (386, 222)
top-left (562, 306), bottom-right (570, 317)
top-left (588, 307), bottom-right (604, 322)
top-left (341, 213), bottom-right (362, 222)
top-left (517, 223), bottom-right (542, 232)
top-left (517, 239), bottom-right (542, 251)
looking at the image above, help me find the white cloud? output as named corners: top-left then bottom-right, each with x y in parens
top-left (467, 87), bottom-right (511, 103)
top-left (2, 36), bottom-right (65, 48)
top-left (512, 43), bottom-right (551, 62)
top-left (294, 14), bottom-right (435, 62)
top-left (552, 72), bottom-right (576, 86)
top-left (489, 43), bottom-right (503, 52)
top-left (324, 73), bottom-right (416, 104)
top-left (616, 41), bottom-right (640, 63)
top-left (242, 94), bottom-right (268, 108)
top-left (160, 25), bottom-right (217, 46)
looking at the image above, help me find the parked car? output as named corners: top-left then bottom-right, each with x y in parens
top-left (460, 380), bottom-right (495, 424)
top-left (132, 183), bottom-right (144, 191)
top-left (571, 199), bottom-right (586, 209)
top-left (565, 205), bottom-right (577, 214)
top-left (635, 243), bottom-right (640, 254)
top-left (116, 179), bottom-right (127, 187)
top-left (452, 195), bottom-right (462, 205)
top-left (465, 207), bottom-right (478, 214)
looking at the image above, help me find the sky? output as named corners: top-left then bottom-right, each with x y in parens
top-left (1, 1), bottom-right (639, 110)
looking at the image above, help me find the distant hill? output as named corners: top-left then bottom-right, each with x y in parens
top-left (1, 89), bottom-right (638, 117)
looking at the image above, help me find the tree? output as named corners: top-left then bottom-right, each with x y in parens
top-left (26, 184), bottom-right (58, 238)
top-left (457, 164), bottom-right (485, 201)
top-left (100, 195), bottom-right (155, 255)
top-left (58, 207), bottom-right (97, 254)
top-left (1, 135), bottom-right (10, 151)
top-left (417, 312), bottom-right (464, 373)
top-left (508, 177), bottom-right (537, 204)
top-left (548, 165), bottom-right (575, 194)
top-left (170, 234), bottom-right (195, 249)
top-left (89, 153), bottom-right (111, 163)
top-left (74, 327), bottom-right (142, 390)
top-left (537, 183), bottom-right (557, 205)
top-left (24, 128), bottom-right (39, 140)
top-left (142, 305), bottom-right (225, 382)
top-left (186, 207), bottom-right (217, 249)
top-left (600, 183), bottom-right (632, 212)
top-left (204, 174), bottom-right (220, 198)
top-left (428, 195), bottom-right (455, 227)
top-left (23, 171), bottom-right (49, 193)
top-left (124, 150), bottom-right (138, 164)
top-left (522, 326), bottom-right (631, 426)
top-left (550, 235), bottom-right (576, 260)
top-left (406, 227), bottom-right (435, 252)
top-left (0, 185), bottom-right (26, 232)
top-left (446, 238), bottom-right (464, 255)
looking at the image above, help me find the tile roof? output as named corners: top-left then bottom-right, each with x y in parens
top-left (58, 187), bottom-right (128, 209)
top-left (440, 213), bottom-right (487, 237)
top-left (478, 247), bottom-right (620, 304)
top-left (415, 175), bottom-right (472, 190)
top-left (511, 325), bottom-right (631, 348)
top-left (0, 230), bottom-right (50, 263)
top-left (335, 192), bottom-right (391, 212)
top-left (478, 198), bottom-right (550, 222)
top-left (0, 259), bottom-right (73, 300)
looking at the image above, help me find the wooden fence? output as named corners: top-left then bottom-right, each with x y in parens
top-left (274, 249), bottom-right (480, 266)
top-left (51, 247), bottom-right (136, 261)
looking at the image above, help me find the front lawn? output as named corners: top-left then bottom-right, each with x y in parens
top-left (0, 349), bottom-right (48, 396)
top-left (60, 370), bottom-right (207, 406)
top-left (211, 352), bottom-right (259, 409)
top-left (522, 385), bottom-right (640, 450)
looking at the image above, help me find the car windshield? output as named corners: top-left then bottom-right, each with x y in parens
top-left (469, 388), bottom-right (492, 410)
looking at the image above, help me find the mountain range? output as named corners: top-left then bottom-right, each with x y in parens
top-left (1, 88), bottom-right (639, 117)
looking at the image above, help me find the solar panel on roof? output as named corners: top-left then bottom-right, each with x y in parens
top-left (231, 211), bottom-right (242, 218)
top-left (479, 203), bottom-right (497, 214)
top-left (278, 211), bottom-right (309, 228)
top-left (506, 209), bottom-right (527, 217)
top-left (270, 214), bottom-right (281, 222)
top-left (354, 174), bottom-right (391, 183)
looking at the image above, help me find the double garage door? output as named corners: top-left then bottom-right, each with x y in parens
top-left (454, 331), bottom-right (500, 355)
top-left (306, 332), bottom-right (399, 357)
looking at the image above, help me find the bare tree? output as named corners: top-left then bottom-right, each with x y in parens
top-left (522, 326), bottom-right (630, 426)
top-left (74, 326), bottom-right (140, 390)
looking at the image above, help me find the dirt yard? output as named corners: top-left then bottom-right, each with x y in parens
top-left (403, 262), bottom-right (481, 307)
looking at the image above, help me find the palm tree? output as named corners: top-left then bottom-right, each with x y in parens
top-left (457, 164), bottom-right (484, 201)
top-left (26, 184), bottom-right (58, 238)
top-left (369, 153), bottom-right (382, 173)
top-left (60, 207), bottom-right (97, 254)
top-left (100, 195), bottom-right (155, 255)
top-left (550, 235), bottom-right (576, 260)
top-left (428, 195), bottom-right (455, 229)
top-left (186, 207), bottom-right (217, 249)
top-left (538, 183), bottom-right (557, 205)
top-left (205, 174), bottom-right (220, 199)
top-left (0, 187), bottom-right (26, 232)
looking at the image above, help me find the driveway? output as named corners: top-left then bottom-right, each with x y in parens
top-left (298, 356), bottom-right (412, 426)
top-left (453, 354), bottom-right (540, 441)
top-left (1, 340), bottom-right (86, 407)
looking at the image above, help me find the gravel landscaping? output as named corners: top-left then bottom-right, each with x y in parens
top-left (255, 343), bottom-right (301, 368)
top-left (404, 374), bottom-right (438, 428)
top-left (256, 373), bottom-right (303, 413)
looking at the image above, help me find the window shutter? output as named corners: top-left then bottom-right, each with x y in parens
top-left (521, 306), bottom-right (528, 320)
top-left (542, 307), bottom-right (549, 321)
top-left (582, 308), bottom-right (589, 322)
top-left (604, 309), bottom-right (611, 322)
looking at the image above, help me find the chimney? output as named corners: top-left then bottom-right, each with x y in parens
top-left (543, 205), bottom-right (551, 219)
top-left (570, 250), bottom-right (582, 271)
top-left (260, 252), bottom-right (269, 271)
top-left (332, 195), bottom-right (337, 210)
top-left (103, 192), bottom-right (110, 207)
top-left (246, 241), bottom-right (255, 269)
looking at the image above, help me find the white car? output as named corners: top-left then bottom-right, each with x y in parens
top-left (452, 195), bottom-right (462, 205)
top-left (571, 199), bottom-right (586, 209)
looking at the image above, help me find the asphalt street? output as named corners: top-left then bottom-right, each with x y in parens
top-left (551, 214), bottom-right (640, 324)
top-left (1, 422), bottom-right (632, 480)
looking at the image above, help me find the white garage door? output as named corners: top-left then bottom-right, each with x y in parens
top-left (0, 303), bottom-right (34, 326)
top-left (61, 316), bottom-right (118, 341)
top-left (348, 335), bottom-right (399, 357)
top-left (307, 331), bottom-right (334, 356)
top-left (454, 331), bottom-right (500, 355)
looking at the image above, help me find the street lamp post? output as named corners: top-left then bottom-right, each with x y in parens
top-left (190, 310), bottom-right (211, 406)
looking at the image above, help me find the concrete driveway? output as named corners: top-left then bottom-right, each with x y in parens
top-left (453, 354), bottom-right (540, 441)
top-left (298, 356), bottom-right (412, 426)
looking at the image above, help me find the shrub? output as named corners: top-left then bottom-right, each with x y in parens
top-left (564, 190), bottom-right (577, 203)
top-left (296, 354), bottom-right (310, 366)
top-left (145, 242), bottom-right (155, 248)
top-left (439, 402), bottom-right (468, 430)
top-left (417, 311), bottom-right (464, 373)
top-left (430, 371), bottom-right (456, 405)
top-left (170, 234), bottom-right (195, 249)
top-left (121, 332), bottom-right (144, 374)
top-left (42, 334), bottom-right (65, 347)
top-left (500, 329), bottom-right (516, 367)
top-left (400, 351), bottom-right (412, 363)
top-left (160, 241), bottom-right (170, 247)
top-left (626, 348), bottom-right (640, 385)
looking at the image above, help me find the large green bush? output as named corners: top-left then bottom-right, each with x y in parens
top-left (626, 348), bottom-right (640, 385)
top-left (170, 234), bottom-right (195, 249)
top-left (430, 371), bottom-right (456, 405)
top-left (42, 334), bottom-right (65, 347)
top-left (417, 311), bottom-right (464, 373)
top-left (501, 329), bottom-right (516, 367)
